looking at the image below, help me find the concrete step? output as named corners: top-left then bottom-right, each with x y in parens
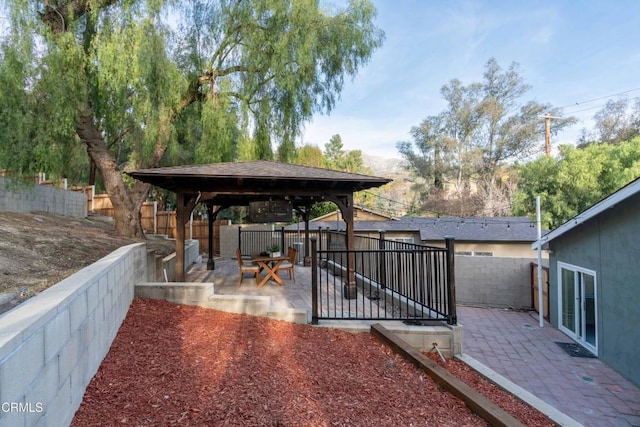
top-left (134, 282), bottom-right (309, 323)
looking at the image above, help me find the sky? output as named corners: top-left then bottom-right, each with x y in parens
top-left (299, 0), bottom-right (640, 159)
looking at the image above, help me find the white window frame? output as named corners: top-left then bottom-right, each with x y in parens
top-left (557, 261), bottom-right (598, 354)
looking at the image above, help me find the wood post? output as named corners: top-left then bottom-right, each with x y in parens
top-left (176, 192), bottom-right (186, 282)
top-left (207, 202), bottom-right (214, 270)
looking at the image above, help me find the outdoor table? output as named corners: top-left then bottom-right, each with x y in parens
top-left (251, 255), bottom-right (290, 287)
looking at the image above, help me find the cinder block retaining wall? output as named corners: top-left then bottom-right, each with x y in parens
top-left (0, 177), bottom-right (87, 218)
top-left (146, 240), bottom-right (199, 282)
top-left (0, 243), bottom-right (147, 427)
top-left (456, 257), bottom-right (540, 309)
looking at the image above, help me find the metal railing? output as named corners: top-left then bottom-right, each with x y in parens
top-left (237, 226), bottom-right (457, 325)
top-left (311, 234), bottom-right (457, 325)
top-left (237, 227), bottom-right (321, 263)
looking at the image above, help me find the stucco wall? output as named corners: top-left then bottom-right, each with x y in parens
top-left (0, 243), bottom-right (147, 426)
top-left (0, 177), bottom-right (87, 218)
top-left (549, 192), bottom-right (640, 388)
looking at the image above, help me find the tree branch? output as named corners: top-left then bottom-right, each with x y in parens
top-left (40, 0), bottom-right (118, 34)
top-left (107, 127), bottom-right (132, 150)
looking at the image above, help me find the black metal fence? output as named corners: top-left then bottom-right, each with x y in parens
top-left (237, 227), bottom-right (319, 263)
top-left (311, 232), bottom-right (457, 325)
top-left (237, 227), bottom-right (457, 325)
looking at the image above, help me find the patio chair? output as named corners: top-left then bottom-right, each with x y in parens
top-left (279, 246), bottom-right (297, 283)
top-left (236, 248), bottom-right (260, 287)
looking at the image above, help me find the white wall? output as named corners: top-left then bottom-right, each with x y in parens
top-left (0, 243), bottom-right (146, 427)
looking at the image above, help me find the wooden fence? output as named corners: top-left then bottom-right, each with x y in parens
top-left (88, 193), bottom-right (228, 255)
top-left (531, 262), bottom-right (550, 320)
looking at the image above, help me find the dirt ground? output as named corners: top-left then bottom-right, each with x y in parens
top-left (0, 211), bottom-right (176, 314)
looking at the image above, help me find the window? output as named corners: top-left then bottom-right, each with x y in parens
top-left (389, 237), bottom-right (415, 244)
top-left (455, 251), bottom-right (473, 256)
top-left (473, 251), bottom-right (493, 257)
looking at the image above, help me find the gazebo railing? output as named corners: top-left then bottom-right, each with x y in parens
top-left (238, 227), bottom-right (320, 263)
top-left (310, 236), bottom-right (457, 325)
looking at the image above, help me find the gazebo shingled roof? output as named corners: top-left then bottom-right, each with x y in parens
top-left (128, 160), bottom-right (392, 281)
top-left (128, 160), bottom-right (390, 200)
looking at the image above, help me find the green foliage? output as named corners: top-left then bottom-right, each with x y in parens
top-left (397, 58), bottom-right (576, 216)
top-left (0, 0), bottom-right (383, 179)
top-left (323, 134), bottom-right (372, 175)
top-left (324, 134), bottom-right (345, 169)
top-left (293, 144), bottom-right (325, 168)
top-left (309, 201), bottom-right (337, 219)
top-left (512, 138), bottom-right (640, 229)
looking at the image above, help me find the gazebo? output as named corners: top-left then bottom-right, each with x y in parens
top-left (128, 161), bottom-right (391, 282)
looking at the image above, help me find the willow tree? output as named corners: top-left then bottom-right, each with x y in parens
top-left (0, 0), bottom-right (383, 237)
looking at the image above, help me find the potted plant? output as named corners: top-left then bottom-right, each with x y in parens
top-left (267, 244), bottom-right (281, 257)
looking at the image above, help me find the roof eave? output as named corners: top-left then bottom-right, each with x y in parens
top-left (533, 177), bottom-right (640, 248)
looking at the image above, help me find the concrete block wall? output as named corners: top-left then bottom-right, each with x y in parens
top-left (219, 224), bottom-right (272, 259)
top-left (146, 240), bottom-right (199, 282)
top-left (0, 177), bottom-right (87, 218)
top-left (455, 256), bottom-right (537, 309)
top-left (0, 243), bottom-right (147, 427)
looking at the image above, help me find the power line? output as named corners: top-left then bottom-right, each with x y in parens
top-left (563, 96), bottom-right (640, 116)
top-left (362, 189), bottom-right (414, 209)
top-left (559, 87), bottom-right (640, 110)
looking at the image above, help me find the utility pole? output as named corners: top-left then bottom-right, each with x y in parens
top-left (543, 114), bottom-right (561, 157)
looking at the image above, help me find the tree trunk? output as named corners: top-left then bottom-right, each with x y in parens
top-left (88, 157), bottom-right (96, 186)
top-left (77, 111), bottom-right (145, 238)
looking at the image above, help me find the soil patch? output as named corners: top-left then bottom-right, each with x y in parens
top-left (0, 212), bottom-right (175, 314)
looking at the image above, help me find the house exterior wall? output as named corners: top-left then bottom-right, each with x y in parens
top-left (423, 241), bottom-right (543, 258)
top-left (549, 192), bottom-right (640, 388)
top-left (355, 230), bottom-right (422, 243)
top-left (315, 208), bottom-right (391, 222)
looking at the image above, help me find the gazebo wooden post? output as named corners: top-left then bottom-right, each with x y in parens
top-left (176, 192), bottom-right (186, 282)
top-left (206, 202), bottom-right (214, 270)
top-left (302, 206), bottom-right (312, 266)
top-left (332, 194), bottom-right (356, 299)
top-left (175, 192), bottom-right (198, 282)
top-left (344, 194), bottom-right (356, 299)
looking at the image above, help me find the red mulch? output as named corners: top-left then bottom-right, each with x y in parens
top-left (422, 353), bottom-right (554, 427)
top-left (73, 299), bottom-right (548, 426)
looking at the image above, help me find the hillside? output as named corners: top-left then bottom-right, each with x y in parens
top-left (0, 212), bottom-right (175, 315)
top-left (361, 153), bottom-right (416, 217)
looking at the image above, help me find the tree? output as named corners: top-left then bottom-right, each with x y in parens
top-left (293, 144), bottom-right (325, 168)
top-left (397, 58), bottom-right (575, 216)
top-left (324, 134), bottom-right (346, 170)
top-left (0, 0), bottom-right (384, 237)
top-left (512, 138), bottom-right (640, 229)
top-left (593, 98), bottom-right (640, 144)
